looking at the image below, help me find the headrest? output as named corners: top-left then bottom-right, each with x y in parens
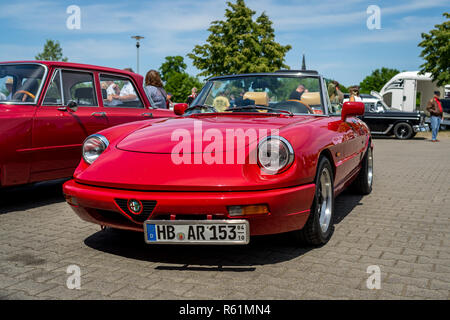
top-left (301, 92), bottom-right (321, 105)
top-left (75, 87), bottom-right (94, 99)
top-left (244, 92), bottom-right (269, 106)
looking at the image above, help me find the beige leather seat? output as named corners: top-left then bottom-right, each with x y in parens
top-left (243, 92), bottom-right (269, 106)
top-left (300, 92), bottom-right (321, 105)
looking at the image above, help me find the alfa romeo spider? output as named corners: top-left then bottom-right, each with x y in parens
top-left (63, 70), bottom-right (373, 246)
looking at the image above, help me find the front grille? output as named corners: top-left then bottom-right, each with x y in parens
top-left (150, 213), bottom-right (227, 221)
top-left (115, 199), bottom-right (157, 223)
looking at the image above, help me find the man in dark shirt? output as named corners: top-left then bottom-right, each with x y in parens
top-left (289, 84), bottom-right (306, 100)
top-left (426, 91), bottom-right (443, 142)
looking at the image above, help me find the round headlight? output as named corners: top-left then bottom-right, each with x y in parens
top-left (258, 136), bottom-right (294, 174)
top-left (82, 134), bottom-right (109, 165)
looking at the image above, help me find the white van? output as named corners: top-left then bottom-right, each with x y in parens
top-left (376, 71), bottom-right (445, 113)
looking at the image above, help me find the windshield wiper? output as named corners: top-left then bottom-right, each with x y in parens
top-left (227, 105), bottom-right (293, 116)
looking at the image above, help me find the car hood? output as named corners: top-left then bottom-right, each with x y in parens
top-left (116, 114), bottom-right (313, 153)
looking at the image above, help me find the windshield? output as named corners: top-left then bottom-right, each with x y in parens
top-left (0, 64), bottom-right (46, 104)
top-left (187, 75), bottom-right (325, 115)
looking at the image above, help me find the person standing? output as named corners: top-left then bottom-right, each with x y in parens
top-left (328, 80), bottom-right (344, 105)
top-left (144, 70), bottom-right (168, 109)
top-left (349, 86), bottom-right (362, 102)
top-left (186, 87), bottom-right (197, 106)
top-left (426, 91), bottom-right (444, 142)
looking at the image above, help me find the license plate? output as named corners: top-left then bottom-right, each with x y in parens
top-left (144, 220), bottom-right (249, 245)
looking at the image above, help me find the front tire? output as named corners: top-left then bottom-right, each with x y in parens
top-left (295, 156), bottom-right (335, 246)
top-left (351, 146), bottom-right (373, 195)
top-left (393, 122), bottom-right (413, 139)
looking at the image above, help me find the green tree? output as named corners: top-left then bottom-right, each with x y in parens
top-left (418, 12), bottom-right (450, 87)
top-left (359, 68), bottom-right (400, 94)
top-left (35, 40), bottom-right (68, 62)
top-left (188, 0), bottom-right (291, 78)
top-left (159, 56), bottom-right (187, 82)
top-left (159, 56), bottom-right (203, 102)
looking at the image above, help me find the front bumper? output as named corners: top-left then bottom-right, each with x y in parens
top-left (413, 124), bottom-right (429, 132)
top-left (63, 179), bottom-right (316, 236)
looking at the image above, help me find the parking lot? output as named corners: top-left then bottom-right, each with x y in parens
top-left (0, 134), bottom-right (449, 300)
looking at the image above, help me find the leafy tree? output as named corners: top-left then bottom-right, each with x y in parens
top-left (188, 0), bottom-right (291, 78)
top-left (359, 68), bottom-right (400, 94)
top-left (159, 56), bottom-right (187, 82)
top-left (35, 40), bottom-right (68, 62)
top-left (418, 12), bottom-right (450, 87)
top-left (159, 56), bottom-right (203, 102)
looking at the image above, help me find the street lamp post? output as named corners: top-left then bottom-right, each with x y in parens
top-left (131, 35), bottom-right (144, 74)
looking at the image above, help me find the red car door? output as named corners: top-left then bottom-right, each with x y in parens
top-left (0, 63), bottom-right (47, 186)
top-left (0, 104), bottom-right (37, 186)
top-left (30, 68), bottom-right (108, 182)
top-left (98, 73), bottom-right (173, 126)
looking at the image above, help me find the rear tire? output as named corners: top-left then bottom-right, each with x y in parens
top-left (351, 146), bottom-right (373, 195)
top-left (393, 122), bottom-right (413, 139)
top-left (294, 156), bottom-right (335, 246)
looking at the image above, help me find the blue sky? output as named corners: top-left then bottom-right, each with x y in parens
top-left (0, 0), bottom-right (447, 86)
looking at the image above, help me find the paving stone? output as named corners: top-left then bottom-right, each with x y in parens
top-left (5, 279), bottom-right (58, 296)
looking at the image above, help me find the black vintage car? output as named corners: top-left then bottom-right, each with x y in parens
top-left (342, 94), bottom-right (429, 139)
top-left (359, 104), bottom-right (428, 139)
top-left (360, 104), bottom-right (429, 139)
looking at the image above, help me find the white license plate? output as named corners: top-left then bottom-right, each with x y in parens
top-left (144, 220), bottom-right (249, 245)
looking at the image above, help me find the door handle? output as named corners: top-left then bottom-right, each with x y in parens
top-left (141, 112), bottom-right (153, 118)
top-left (91, 112), bottom-right (106, 117)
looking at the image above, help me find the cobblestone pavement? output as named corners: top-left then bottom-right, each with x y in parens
top-left (0, 135), bottom-right (449, 300)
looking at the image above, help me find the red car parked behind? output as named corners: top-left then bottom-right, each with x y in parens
top-left (0, 61), bottom-right (175, 187)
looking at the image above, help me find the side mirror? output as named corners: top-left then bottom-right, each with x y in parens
top-left (174, 103), bottom-right (188, 115)
top-left (67, 100), bottom-right (78, 112)
top-left (57, 101), bottom-right (78, 112)
top-left (341, 101), bottom-right (364, 122)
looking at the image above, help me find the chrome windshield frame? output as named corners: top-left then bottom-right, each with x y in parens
top-left (190, 73), bottom-right (328, 116)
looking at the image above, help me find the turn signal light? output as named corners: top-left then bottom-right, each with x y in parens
top-left (228, 205), bottom-right (269, 217)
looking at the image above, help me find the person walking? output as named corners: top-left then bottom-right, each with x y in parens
top-left (144, 70), bottom-right (168, 109)
top-left (426, 91), bottom-right (444, 142)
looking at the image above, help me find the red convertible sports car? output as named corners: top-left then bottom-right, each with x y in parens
top-left (63, 70), bottom-right (373, 246)
top-left (0, 61), bottom-right (174, 187)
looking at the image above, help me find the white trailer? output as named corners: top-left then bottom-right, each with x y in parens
top-left (377, 71), bottom-right (445, 112)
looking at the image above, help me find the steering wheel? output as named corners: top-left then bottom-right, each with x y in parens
top-left (285, 99), bottom-right (314, 114)
top-left (13, 90), bottom-right (35, 102)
